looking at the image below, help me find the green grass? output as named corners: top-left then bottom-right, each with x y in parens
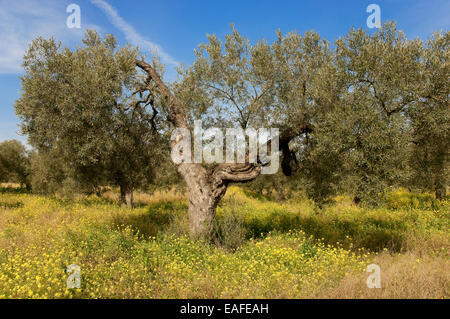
top-left (0, 186), bottom-right (448, 298)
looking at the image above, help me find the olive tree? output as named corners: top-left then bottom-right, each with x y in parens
top-left (0, 139), bottom-right (30, 188)
top-left (135, 26), bottom-right (281, 238)
top-left (15, 31), bottom-right (162, 207)
top-left (309, 22), bottom-right (424, 204)
top-left (134, 26), bottom-right (350, 235)
top-left (408, 31), bottom-right (449, 200)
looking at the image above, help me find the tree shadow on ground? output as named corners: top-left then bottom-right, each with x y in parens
top-left (111, 201), bottom-right (188, 239)
top-left (0, 199), bottom-right (24, 209)
top-left (0, 187), bottom-right (29, 194)
top-left (243, 212), bottom-right (407, 253)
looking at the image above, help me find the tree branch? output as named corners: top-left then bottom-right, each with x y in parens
top-left (213, 163), bottom-right (262, 183)
top-left (136, 60), bottom-right (187, 128)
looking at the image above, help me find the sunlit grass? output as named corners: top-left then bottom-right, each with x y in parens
top-left (0, 186), bottom-right (448, 298)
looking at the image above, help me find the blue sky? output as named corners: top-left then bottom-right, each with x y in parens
top-left (0, 0), bottom-right (448, 144)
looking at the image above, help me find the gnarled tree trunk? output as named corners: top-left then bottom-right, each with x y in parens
top-left (120, 184), bottom-right (134, 208)
top-left (435, 184), bottom-right (446, 201)
top-left (181, 162), bottom-right (264, 238)
top-left (184, 166), bottom-right (227, 238)
top-left (434, 175), bottom-right (447, 201)
top-left (136, 60), bottom-right (273, 239)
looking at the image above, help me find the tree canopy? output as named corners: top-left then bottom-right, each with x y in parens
top-left (11, 22), bottom-right (449, 237)
top-left (15, 30), bottom-right (167, 206)
top-left (0, 139), bottom-right (30, 188)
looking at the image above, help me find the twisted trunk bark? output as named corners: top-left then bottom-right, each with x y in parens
top-left (187, 177), bottom-right (226, 238)
top-left (120, 184), bottom-right (134, 208)
top-left (434, 175), bottom-right (446, 201)
top-left (135, 59), bottom-right (274, 239)
top-left (435, 184), bottom-right (446, 201)
top-left (178, 163), bottom-right (229, 238)
top-left (182, 162), bottom-right (265, 238)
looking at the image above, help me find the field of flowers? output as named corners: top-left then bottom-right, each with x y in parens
top-left (0, 186), bottom-right (448, 298)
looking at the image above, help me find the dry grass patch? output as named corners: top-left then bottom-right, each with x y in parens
top-left (320, 252), bottom-right (449, 298)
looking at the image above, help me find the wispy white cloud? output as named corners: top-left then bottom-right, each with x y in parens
top-left (90, 0), bottom-right (179, 66)
top-left (0, 0), bottom-right (101, 74)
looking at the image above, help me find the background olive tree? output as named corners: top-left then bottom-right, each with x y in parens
top-left (308, 23), bottom-right (423, 204)
top-left (15, 31), bottom-right (166, 207)
top-left (0, 139), bottom-right (30, 189)
top-left (408, 32), bottom-right (449, 200)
